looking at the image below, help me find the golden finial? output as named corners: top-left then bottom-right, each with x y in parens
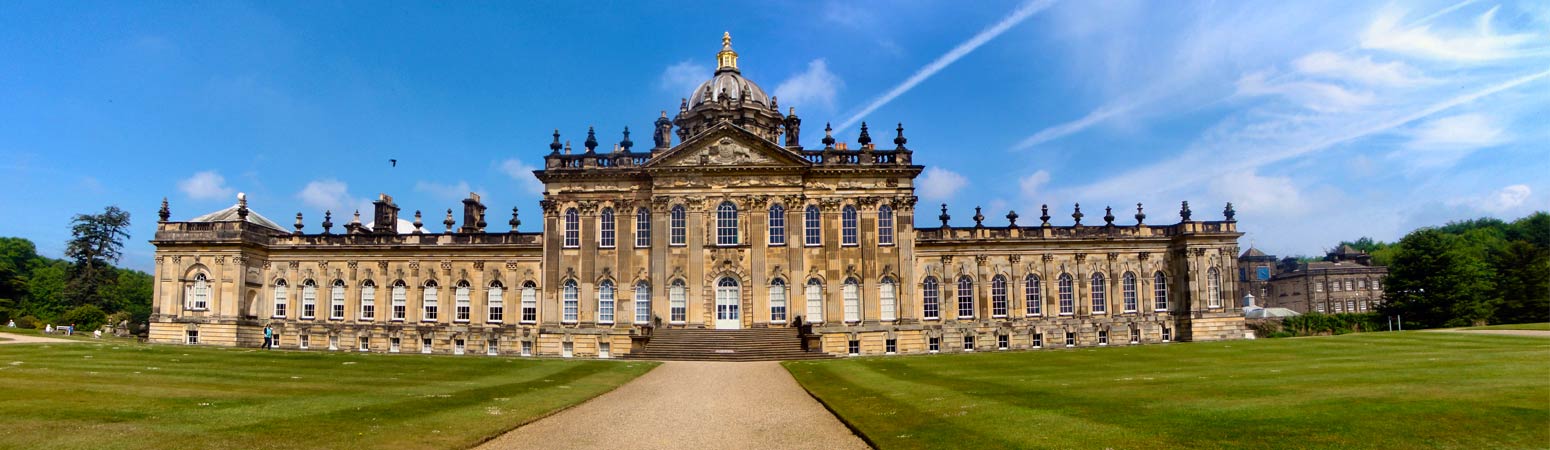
top-left (717, 31), bottom-right (738, 71)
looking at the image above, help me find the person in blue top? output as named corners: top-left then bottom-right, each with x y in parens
top-left (263, 325), bottom-right (273, 350)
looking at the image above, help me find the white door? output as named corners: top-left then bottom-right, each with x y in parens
top-left (715, 277), bottom-right (742, 329)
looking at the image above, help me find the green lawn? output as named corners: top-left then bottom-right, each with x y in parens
top-left (0, 341), bottom-right (656, 450)
top-left (1464, 322), bottom-right (1550, 331)
top-left (785, 332), bottom-right (1550, 450)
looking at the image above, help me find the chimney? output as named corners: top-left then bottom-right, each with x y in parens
top-left (372, 194), bottom-right (400, 234)
top-left (460, 192), bottom-right (487, 233)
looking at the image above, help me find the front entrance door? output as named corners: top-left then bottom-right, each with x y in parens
top-left (715, 277), bottom-right (741, 329)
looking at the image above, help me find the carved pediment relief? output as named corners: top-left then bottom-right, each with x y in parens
top-left (647, 123), bottom-right (809, 169)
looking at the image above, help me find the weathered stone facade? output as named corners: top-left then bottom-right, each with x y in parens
top-left (1238, 245), bottom-right (1387, 314)
top-left (148, 35), bottom-right (1248, 357)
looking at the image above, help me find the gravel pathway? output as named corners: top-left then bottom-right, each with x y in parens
top-left (478, 361), bottom-right (870, 450)
top-left (0, 332), bottom-right (79, 345)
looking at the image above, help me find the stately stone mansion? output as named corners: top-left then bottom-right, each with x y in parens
top-left (149, 34), bottom-right (1248, 358)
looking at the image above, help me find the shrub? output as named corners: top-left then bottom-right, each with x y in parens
top-left (59, 305), bottom-right (108, 332)
top-left (15, 315), bottom-right (39, 329)
top-left (1281, 313), bottom-right (1384, 336)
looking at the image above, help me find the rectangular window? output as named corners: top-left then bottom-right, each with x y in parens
top-left (390, 337), bottom-right (401, 353)
top-left (634, 284), bottom-right (651, 324)
top-left (488, 285), bottom-right (504, 323)
top-left (561, 341), bottom-right (574, 358)
top-left (330, 286), bottom-right (345, 320)
top-left (1154, 274), bottom-right (1169, 311)
top-left (1032, 332), bottom-right (1043, 348)
top-left (302, 285), bottom-right (317, 319)
top-left (563, 285), bottom-right (579, 323)
top-left (521, 340), bottom-right (533, 357)
top-left (769, 282), bottom-right (787, 323)
top-left (563, 209), bottom-right (579, 248)
top-left (991, 278), bottom-right (1007, 317)
top-left (841, 207), bottom-right (858, 246)
top-left (598, 284), bottom-right (615, 324)
top-left (805, 282), bottom-right (823, 323)
top-left (487, 339), bottom-right (499, 356)
top-left (928, 336), bottom-right (940, 352)
top-left (769, 207), bottom-right (786, 246)
top-left (1130, 329), bottom-right (1140, 344)
top-left (1025, 277), bottom-right (1042, 316)
top-left (358, 336), bottom-right (370, 352)
top-left (842, 282), bottom-right (860, 323)
top-left (670, 207), bottom-right (686, 246)
top-left (1058, 276), bottom-right (1074, 315)
top-left (599, 342), bottom-right (611, 358)
top-left (804, 207), bottom-right (821, 246)
top-left (1162, 327), bottom-right (1172, 342)
top-left (300, 334), bottom-right (311, 350)
top-left (1123, 274), bottom-right (1137, 313)
top-left (635, 209), bottom-right (651, 247)
top-left (453, 339), bottom-right (465, 355)
top-left (716, 204), bottom-right (738, 246)
top-left (923, 279), bottom-right (940, 320)
top-left (847, 340), bottom-right (860, 356)
top-left (392, 285), bottom-right (407, 321)
top-left (957, 279), bottom-right (974, 319)
top-left (670, 283), bottom-right (687, 323)
top-left (885, 339), bottom-right (897, 354)
top-left (328, 335), bottom-right (339, 351)
top-left (273, 285), bottom-right (288, 318)
top-left (997, 334), bottom-right (1009, 350)
top-left (878, 207), bottom-right (894, 246)
top-left (423, 286), bottom-right (439, 321)
top-left (599, 209), bottom-right (615, 248)
top-left (360, 284), bottom-right (375, 320)
top-left (521, 285), bottom-right (537, 323)
top-left (1098, 330), bottom-right (1109, 345)
top-left (455, 287), bottom-right (471, 322)
top-left (879, 281), bottom-right (896, 322)
top-left (1092, 275), bottom-right (1108, 314)
top-left (186, 330), bottom-right (199, 345)
top-left (963, 335), bottom-right (975, 351)
top-left (421, 338), bottom-right (432, 354)
top-left (1064, 332), bottom-right (1075, 347)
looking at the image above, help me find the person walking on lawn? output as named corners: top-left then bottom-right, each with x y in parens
top-left (263, 325), bottom-right (273, 350)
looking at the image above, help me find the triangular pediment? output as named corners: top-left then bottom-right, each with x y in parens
top-left (645, 123), bottom-right (811, 169)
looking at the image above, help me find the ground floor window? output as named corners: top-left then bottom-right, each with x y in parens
top-left (1098, 330), bottom-right (1109, 345)
top-left (300, 334), bottom-right (311, 349)
top-left (885, 339), bottom-right (897, 354)
top-left (453, 339), bottom-right (465, 355)
top-left (1032, 332), bottom-right (1043, 348)
top-left (928, 336), bottom-right (940, 353)
top-left (487, 339), bottom-right (499, 356)
top-left (328, 335), bottom-right (339, 351)
top-left (963, 335), bottom-right (975, 351)
top-left (847, 340), bottom-right (860, 356)
top-left (390, 337), bottom-right (401, 353)
top-left (561, 341), bottom-right (574, 358)
top-left (1162, 327), bottom-right (1172, 342)
top-left (998, 335), bottom-right (1009, 350)
top-left (521, 340), bottom-right (533, 357)
top-left (186, 330), bottom-right (199, 345)
top-left (1130, 328), bottom-right (1140, 344)
top-left (599, 342), bottom-right (611, 358)
top-left (1064, 332), bottom-right (1074, 347)
top-left (358, 336), bottom-right (369, 352)
top-left (421, 338), bottom-right (432, 354)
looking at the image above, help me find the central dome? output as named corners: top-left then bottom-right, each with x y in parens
top-left (687, 33), bottom-right (770, 108)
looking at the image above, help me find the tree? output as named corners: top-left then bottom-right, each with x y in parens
top-left (63, 206), bottom-right (131, 308)
top-left (1380, 229), bottom-right (1498, 328)
top-left (1491, 240), bottom-right (1550, 324)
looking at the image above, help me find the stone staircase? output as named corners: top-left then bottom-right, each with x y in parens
top-left (626, 327), bottom-right (833, 361)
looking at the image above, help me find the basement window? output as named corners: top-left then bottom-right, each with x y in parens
top-left (848, 340), bottom-right (860, 356)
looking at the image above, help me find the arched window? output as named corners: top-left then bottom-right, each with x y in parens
top-left (272, 279), bottom-right (289, 318)
top-left (1122, 272), bottom-right (1138, 312)
top-left (717, 201), bottom-right (738, 245)
top-left (360, 280), bottom-right (376, 320)
top-left (190, 273), bottom-right (210, 311)
top-left (669, 280), bottom-right (687, 323)
top-left (922, 277), bottom-right (940, 320)
top-left (391, 280), bottom-right (407, 321)
top-left (562, 280), bottom-right (579, 323)
top-left (768, 204), bottom-right (786, 246)
top-left (330, 280), bottom-right (346, 320)
top-left (878, 205), bottom-right (894, 246)
top-left (841, 206), bottom-right (858, 246)
top-left (301, 279), bottom-right (317, 319)
top-left (597, 280), bottom-right (615, 324)
top-left (635, 208), bottom-right (651, 247)
top-left (454, 281), bottom-right (471, 322)
top-left (842, 278), bottom-right (861, 323)
top-left (634, 281), bottom-right (650, 324)
top-left (520, 281), bottom-right (538, 323)
top-left (599, 207), bottom-right (616, 248)
top-left (487, 280), bottom-right (504, 323)
top-left (991, 275), bottom-right (1008, 317)
top-left (1091, 273), bottom-right (1107, 314)
top-left (1058, 274), bottom-right (1074, 315)
top-left (422, 280), bottom-right (439, 321)
top-left (670, 205), bottom-right (687, 245)
top-left (957, 276), bottom-right (974, 319)
top-left (563, 208), bottom-right (580, 248)
top-left (804, 205), bottom-right (821, 246)
top-left (879, 277), bottom-right (897, 321)
top-left (1024, 274), bottom-right (1042, 316)
top-left (1153, 272), bottom-right (1169, 311)
top-left (805, 278), bottom-right (824, 323)
top-left (1207, 268), bottom-right (1222, 308)
top-left (769, 278), bottom-right (788, 323)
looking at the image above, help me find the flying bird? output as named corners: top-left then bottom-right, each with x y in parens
top-left (390, 159), bottom-right (397, 167)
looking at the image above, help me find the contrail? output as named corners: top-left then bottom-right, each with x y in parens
top-left (835, 0), bottom-right (1057, 133)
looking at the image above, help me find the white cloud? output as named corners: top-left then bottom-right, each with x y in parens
top-left (837, 0), bottom-right (1056, 132)
top-left (414, 180), bottom-right (475, 202)
top-left (659, 60), bottom-right (709, 97)
top-left (1482, 184), bottom-right (1532, 213)
top-left (178, 170), bottom-right (234, 201)
top-left (1235, 71), bottom-right (1375, 112)
top-left (774, 59), bottom-right (843, 112)
top-left (917, 167), bottom-right (968, 201)
top-left (1013, 102), bottom-right (1136, 151)
top-left (297, 179), bottom-right (362, 213)
top-left (1361, 6), bottom-right (1545, 62)
top-left (1293, 51), bottom-right (1425, 86)
top-left (1209, 170), bottom-right (1307, 217)
top-left (1019, 170), bottom-right (1051, 199)
top-left (1392, 113), bottom-right (1508, 170)
top-left (498, 159), bottom-right (546, 195)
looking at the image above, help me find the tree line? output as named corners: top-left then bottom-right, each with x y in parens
top-left (0, 206), bottom-right (151, 333)
top-left (1342, 212), bottom-right (1548, 328)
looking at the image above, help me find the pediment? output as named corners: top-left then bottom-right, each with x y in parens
top-left (645, 123), bottom-right (810, 169)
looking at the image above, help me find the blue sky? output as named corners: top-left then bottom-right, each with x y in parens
top-left (2, 0), bottom-right (1547, 271)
